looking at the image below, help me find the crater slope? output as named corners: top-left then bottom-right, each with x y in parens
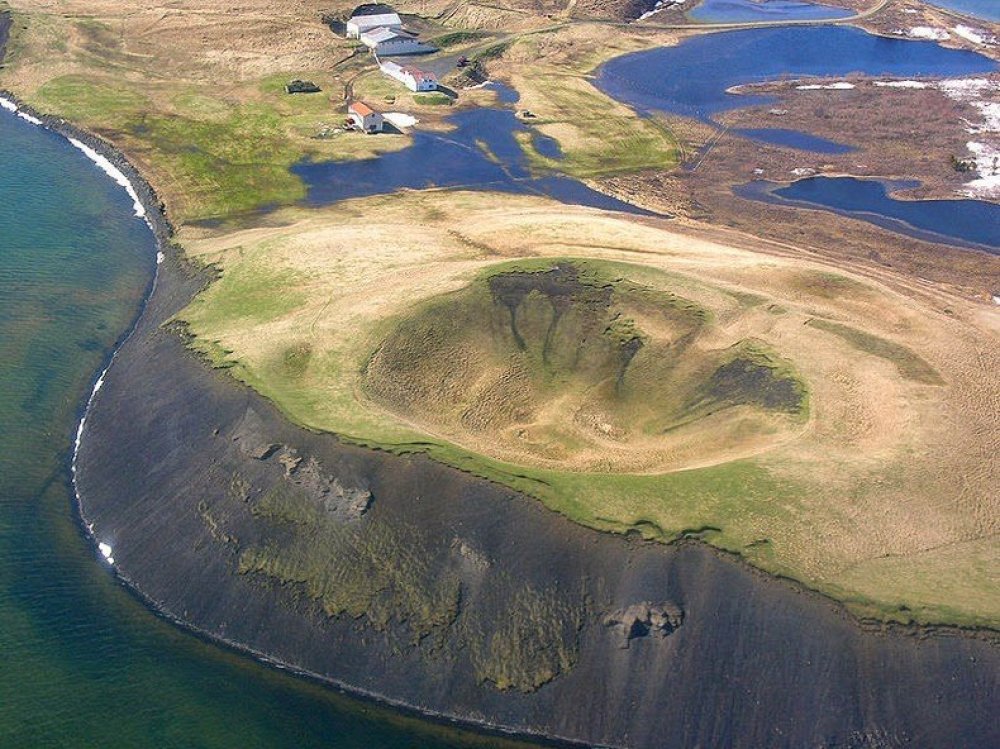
top-left (365, 261), bottom-right (807, 473)
top-left (178, 191), bottom-right (999, 628)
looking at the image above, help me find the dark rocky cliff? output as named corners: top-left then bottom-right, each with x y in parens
top-left (74, 247), bottom-right (1000, 749)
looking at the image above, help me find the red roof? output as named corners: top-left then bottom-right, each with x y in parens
top-left (349, 101), bottom-right (376, 116)
top-left (401, 66), bottom-right (436, 81)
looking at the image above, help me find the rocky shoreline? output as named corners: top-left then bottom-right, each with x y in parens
top-left (3, 11), bottom-right (998, 745)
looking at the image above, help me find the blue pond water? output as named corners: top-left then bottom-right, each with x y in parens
top-left (595, 26), bottom-right (1000, 121)
top-left (738, 176), bottom-right (1000, 251)
top-left (733, 127), bottom-right (854, 153)
top-left (923, 0), bottom-right (1000, 22)
top-left (294, 107), bottom-right (648, 213)
top-left (687, 0), bottom-right (853, 23)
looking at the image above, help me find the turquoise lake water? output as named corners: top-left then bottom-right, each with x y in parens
top-left (0, 109), bottom-right (531, 748)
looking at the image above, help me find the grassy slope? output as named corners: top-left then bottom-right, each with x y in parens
top-left (177, 193), bottom-right (1000, 630)
top-left (28, 70), bottom-right (413, 223)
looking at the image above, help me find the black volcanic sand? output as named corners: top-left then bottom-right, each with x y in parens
top-left (76, 248), bottom-right (1000, 748)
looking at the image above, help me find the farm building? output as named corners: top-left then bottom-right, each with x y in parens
top-left (359, 26), bottom-right (432, 56)
top-left (345, 12), bottom-right (401, 38)
top-left (348, 101), bottom-right (384, 133)
top-left (379, 61), bottom-right (438, 92)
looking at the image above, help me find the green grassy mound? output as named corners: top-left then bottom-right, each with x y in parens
top-left (364, 260), bottom-right (806, 471)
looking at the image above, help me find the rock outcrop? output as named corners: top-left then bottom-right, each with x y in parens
top-left (604, 601), bottom-right (683, 648)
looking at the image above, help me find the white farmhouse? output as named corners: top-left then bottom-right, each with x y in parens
top-left (379, 61), bottom-right (438, 92)
top-left (359, 27), bottom-right (431, 56)
top-left (348, 101), bottom-right (384, 133)
top-left (345, 12), bottom-right (402, 39)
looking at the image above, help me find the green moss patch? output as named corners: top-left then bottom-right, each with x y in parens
top-left (807, 318), bottom-right (943, 385)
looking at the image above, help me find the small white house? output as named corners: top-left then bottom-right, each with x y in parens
top-left (345, 12), bottom-right (402, 39)
top-left (379, 61), bottom-right (438, 92)
top-left (348, 101), bottom-right (384, 133)
top-left (359, 26), bottom-right (431, 56)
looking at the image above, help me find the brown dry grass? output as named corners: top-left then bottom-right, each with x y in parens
top-left (179, 190), bottom-right (1000, 626)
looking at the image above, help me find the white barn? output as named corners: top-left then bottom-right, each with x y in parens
top-left (359, 27), bottom-right (431, 56)
top-left (379, 61), bottom-right (438, 92)
top-left (345, 12), bottom-right (402, 38)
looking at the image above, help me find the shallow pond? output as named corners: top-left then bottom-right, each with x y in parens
top-left (687, 0), bottom-right (853, 23)
top-left (732, 127), bottom-right (854, 153)
top-left (596, 27), bottom-right (999, 250)
top-left (294, 106), bottom-right (648, 214)
top-left (737, 176), bottom-right (1000, 251)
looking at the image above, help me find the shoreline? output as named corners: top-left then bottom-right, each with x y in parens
top-left (0, 67), bottom-right (592, 749)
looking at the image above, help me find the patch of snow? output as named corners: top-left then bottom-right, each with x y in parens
top-left (874, 80), bottom-right (929, 89)
top-left (383, 112), bottom-right (418, 129)
top-left (908, 27), bottom-right (950, 41)
top-left (962, 141), bottom-right (1000, 198)
top-left (156, 251), bottom-right (165, 265)
top-left (791, 167), bottom-right (817, 177)
top-left (796, 82), bottom-right (855, 91)
top-left (98, 542), bottom-right (115, 565)
top-left (637, 0), bottom-right (686, 21)
top-left (993, 295), bottom-right (1000, 305)
top-left (953, 25), bottom-right (995, 46)
top-left (937, 78), bottom-right (998, 100)
top-left (969, 101), bottom-right (1000, 133)
top-left (68, 138), bottom-right (147, 219)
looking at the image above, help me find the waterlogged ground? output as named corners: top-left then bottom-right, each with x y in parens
top-left (596, 26), bottom-right (1000, 249)
top-left (0, 109), bottom-right (535, 749)
top-left (293, 104), bottom-right (651, 215)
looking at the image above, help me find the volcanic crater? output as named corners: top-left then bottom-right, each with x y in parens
top-left (363, 261), bottom-right (808, 473)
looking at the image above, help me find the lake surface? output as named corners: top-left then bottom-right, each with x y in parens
top-left (596, 27), bottom-right (1000, 249)
top-left (0, 108), bottom-right (534, 748)
top-left (923, 0), bottom-right (1000, 22)
top-left (595, 26), bottom-right (1000, 121)
top-left (294, 106), bottom-right (646, 213)
top-left (687, 0), bottom-right (853, 23)
top-left (732, 127), bottom-right (854, 153)
top-left (737, 176), bottom-right (1000, 251)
